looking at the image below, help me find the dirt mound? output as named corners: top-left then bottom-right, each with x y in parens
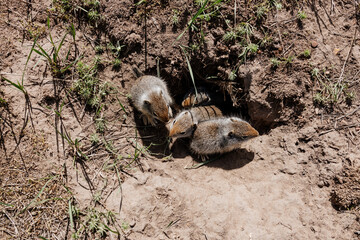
top-left (331, 167), bottom-right (360, 210)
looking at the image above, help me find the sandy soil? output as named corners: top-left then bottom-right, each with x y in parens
top-left (1, 0), bottom-right (360, 239)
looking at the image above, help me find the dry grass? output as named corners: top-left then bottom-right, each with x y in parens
top-left (0, 150), bottom-right (71, 239)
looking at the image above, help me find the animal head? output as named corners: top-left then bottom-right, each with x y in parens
top-left (168, 110), bottom-right (196, 138)
top-left (144, 91), bottom-right (172, 123)
top-left (181, 96), bottom-right (192, 108)
top-left (181, 91), bottom-right (211, 108)
top-left (225, 117), bottom-right (259, 142)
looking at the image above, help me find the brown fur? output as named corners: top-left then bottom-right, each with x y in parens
top-left (190, 117), bottom-right (259, 158)
top-left (167, 105), bottom-right (222, 138)
top-left (130, 75), bottom-right (173, 126)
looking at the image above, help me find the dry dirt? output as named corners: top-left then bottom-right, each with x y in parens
top-left (1, 0), bottom-right (360, 239)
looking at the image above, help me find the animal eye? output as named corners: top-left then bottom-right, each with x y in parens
top-left (173, 119), bottom-right (176, 124)
top-left (180, 131), bottom-right (186, 135)
top-left (153, 112), bottom-right (158, 117)
top-left (228, 132), bottom-right (234, 137)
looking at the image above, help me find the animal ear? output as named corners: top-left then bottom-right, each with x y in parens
top-left (144, 100), bottom-right (151, 106)
top-left (230, 117), bottom-right (242, 123)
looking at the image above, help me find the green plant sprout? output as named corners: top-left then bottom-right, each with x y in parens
top-left (298, 11), bottom-right (307, 20)
top-left (270, 58), bottom-right (280, 68)
top-left (302, 49), bottom-right (311, 58)
top-left (113, 58), bottom-right (122, 68)
top-left (172, 9), bottom-right (180, 26)
top-left (311, 67), bottom-right (355, 105)
top-left (223, 30), bottom-right (237, 42)
top-left (34, 19), bottom-right (81, 77)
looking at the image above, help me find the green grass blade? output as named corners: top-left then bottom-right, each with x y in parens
top-left (103, 223), bottom-right (120, 234)
top-left (36, 43), bottom-right (52, 63)
top-left (174, 30), bottom-right (187, 44)
top-left (1, 76), bottom-right (24, 93)
top-left (33, 49), bottom-right (49, 59)
top-left (68, 199), bottom-right (74, 230)
top-left (47, 16), bottom-right (55, 50)
top-left (180, 46), bottom-right (198, 98)
top-left (62, 184), bottom-right (73, 195)
top-left (66, 47), bottom-right (71, 61)
top-left (22, 36), bottom-right (38, 85)
top-left (0, 202), bottom-right (14, 207)
top-left (69, 23), bottom-right (76, 41)
top-left (184, 157), bottom-right (218, 169)
top-left (76, 6), bottom-right (88, 12)
top-left (204, 0), bottom-right (224, 11)
top-left (173, 0), bottom-right (210, 44)
top-left (188, 0), bottom-right (210, 25)
top-left (116, 96), bottom-right (128, 115)
top-left (48, 32), bottom-right (56, 64)
top-left (49, 31), bottom-right (55, 49)
top-left (135, 0), bottom-right (147, 5)
top-left (60, 55), bottom-right (83, 73)
top-left (190, 0), bottom-right (210, 23)
top-left (46, 16), bottom-right (50, 29)
top-left (33, 57), bottom-right (43, 70)
top-left (38, 236), bottom-right (49, 240)
top-left (56, 33), bottom-right (69, 62)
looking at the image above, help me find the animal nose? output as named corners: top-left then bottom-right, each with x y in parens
top-left (169, 128), bottom-right (175, 137)
top-left (165, 121), bottom-right (172, 131)
top-left (163, 116), bottom-right (170, 122)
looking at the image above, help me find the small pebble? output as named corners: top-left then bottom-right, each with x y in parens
top-left (311, 40), bottom-right (318, 48)
top-left (318, 180), bottom-right (324, 188)
top-left (130, 220), bottom-right (136, 228)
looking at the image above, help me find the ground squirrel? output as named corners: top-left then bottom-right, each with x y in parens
top-left (167, 105), bottom-right (222, 138)
top-left (131, 75), bottom-right (173, 126)
top-left (181, 87), bottom-right (212, 108)
top-left (190, 117), bottom-right (259, 160)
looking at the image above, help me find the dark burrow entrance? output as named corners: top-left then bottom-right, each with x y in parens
top-left (132, 65), bottom-right (273, 160)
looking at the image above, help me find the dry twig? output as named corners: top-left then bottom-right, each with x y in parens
top-left (337, 26), bottom-right (358, 85)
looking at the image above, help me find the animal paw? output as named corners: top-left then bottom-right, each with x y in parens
top-left (142, 114), bottom-right (157, 126)
top-left (199, 155), bottom-right (209, 162)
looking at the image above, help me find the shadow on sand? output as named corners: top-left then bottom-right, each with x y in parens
top-left (132, 109), bottom-right (171, 159)
top-left (171, 138), bottom-right (255, 170)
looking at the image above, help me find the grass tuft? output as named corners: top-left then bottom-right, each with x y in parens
top-left (311, 68), bottom-right (355, 105)
top-left (297, 10), bottom-right (307, 20)
top-left (73, 60), bottom-right (109, 109)
top-left (270, 57), bottom-right (280, 68)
